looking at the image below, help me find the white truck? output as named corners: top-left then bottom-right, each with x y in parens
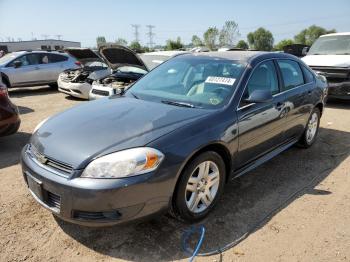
top-left (302, 32), bottom-right (350, 100)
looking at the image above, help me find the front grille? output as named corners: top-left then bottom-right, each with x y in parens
top-left (29, 145), bottom-right (73, 175)
top-left (46, 191), bottom-right (61, 210)
top-left (73, 210), bottom-right (121, 221)
top-left (310, 66), bottom-right (350, 81)
top-left (91, 89), bottom-right (109, 96)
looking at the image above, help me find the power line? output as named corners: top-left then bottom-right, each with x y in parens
top-left (131, 24), bottom-right (140, 43)
top-left (146, 25), bottom-right (155, 49)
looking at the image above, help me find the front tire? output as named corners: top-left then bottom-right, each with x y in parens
top-left (172, 151), bottom-right (226, 223)
top-left (298, 108), bottom-right (320, 148)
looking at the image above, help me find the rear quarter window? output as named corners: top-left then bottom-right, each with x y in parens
top-left (48, 54), bottom-right (68, 63)
top-left (301, 65), bottom-right (314, 83)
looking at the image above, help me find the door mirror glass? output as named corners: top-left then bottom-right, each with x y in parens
top-left (13, 60), bottom-right (22, 68)
top-left (244, 89), bottom-right (273, 103)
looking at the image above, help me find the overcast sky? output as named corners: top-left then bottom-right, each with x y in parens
top-left (0, 0), bottom-right (349, 47)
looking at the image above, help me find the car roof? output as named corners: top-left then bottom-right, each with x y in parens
top-left (143, 50), bottom-right (189, 57)
top-left (11, 50), bottom-right (68, 56)
top-left (321, 32), bottom-right (350, 37)
top-left (179, 51), bottom-right (301, 64)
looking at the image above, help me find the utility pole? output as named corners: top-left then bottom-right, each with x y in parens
top-left (131, 24), bottom-right (140, 43)
top-left (55, 34), bottom-right (62, 40)
top-left (41, 34), bottom-right (49, 40)
top-left (146, 25), bottom-right (155, 49)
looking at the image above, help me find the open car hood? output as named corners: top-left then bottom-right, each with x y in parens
top-left (98, 45), bottom-right (148, 71)
top-left (64, 48), bottom-right (103, 64)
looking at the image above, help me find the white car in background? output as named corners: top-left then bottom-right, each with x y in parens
top-left (89, 50), bottom-right (187, 100)
top-left (302, 32), bottom-right (350, 100)
top-left (57, 48), bottom-right (111, 99)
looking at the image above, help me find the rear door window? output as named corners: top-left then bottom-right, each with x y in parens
top-left (277, 60), bottom-right (304, 91)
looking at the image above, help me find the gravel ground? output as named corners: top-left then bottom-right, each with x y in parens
top-left (0, 86), bottom-right (349, 262)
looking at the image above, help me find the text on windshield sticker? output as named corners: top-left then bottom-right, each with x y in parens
top-left (205, 76), bottom-right (236, 86)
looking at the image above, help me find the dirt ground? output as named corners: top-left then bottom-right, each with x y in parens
top-left (0, 86), bottom-right (349, 262)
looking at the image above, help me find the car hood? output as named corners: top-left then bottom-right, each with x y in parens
top-left (65, 48), bottom-right (104, 65)
top-left (99, 45), bottom-right (148, 71)
top-left (302, 55), bottom-right (350, 67)
top-left (31, 97), bottom-right (210, 169)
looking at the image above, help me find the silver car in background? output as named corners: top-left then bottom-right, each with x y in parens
top-left (0, 51), bottom-right (78, 88)
top-left (89, 50), bottom-right (188, 100)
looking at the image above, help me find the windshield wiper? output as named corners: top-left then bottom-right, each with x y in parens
top-left (161, 100), bottom-right (196, 108)
top-left (129, 91), bottom-right (139, 99)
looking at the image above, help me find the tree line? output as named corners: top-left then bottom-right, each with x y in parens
top-left (96, 22), bottom-right (336, 52)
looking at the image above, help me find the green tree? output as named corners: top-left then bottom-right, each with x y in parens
top-left (165, 37), bottom-right (184, 50)
top-left (294, 25), bottom-right (336, 46)
top-left (191, 35), bottom-right (203, 47)
top-left (129, 41), bottom-right (142, 52)
top-left (203, 27), bottom-right (219, 50)
top-left (274, 39), bottom-right (294, 51)
top-left (236, 40), bottom-right (249, 49)
top-left (115, 38), bottom-right (128, 46)
top-left (219, 20), bottom-right (240, 47)
top-left (96, 36), bottom-right (106, 46)
top-left (247, 27), bottom-right (274, 51)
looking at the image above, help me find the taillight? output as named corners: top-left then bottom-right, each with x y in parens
top-left (0, 82), bottom-right (8, 97)
top-left (0, 87), bottom-right (8, 97)
top-left (75, 61), bottom-right (82, 67)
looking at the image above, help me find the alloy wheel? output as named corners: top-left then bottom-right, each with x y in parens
top-left (306, 112), bottom-right (318, 143)
top-left (185, 161), bottom-right (220, 213)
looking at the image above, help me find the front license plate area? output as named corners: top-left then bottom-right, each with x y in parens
top-left (26, 172), bottom-right (43, 201)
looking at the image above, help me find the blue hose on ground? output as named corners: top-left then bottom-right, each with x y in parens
top-left (181, 225), bottom-right (206, 262)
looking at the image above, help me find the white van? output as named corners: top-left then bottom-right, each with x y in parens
top-left (302, 32), bottom-right (350, 100)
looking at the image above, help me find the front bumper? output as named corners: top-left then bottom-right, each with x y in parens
top-left (89, 84), bottom-right (114, 100)
top-left (57, 77), bottom-right (92, 100)
top-left (21, 145), bottom-right (171, 226)
top-left (327, 81), bottom-right (350, 100)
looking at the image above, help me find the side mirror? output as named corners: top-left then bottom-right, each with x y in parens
top-left (302, 47), bottom-right (309, 56)
top-left (244, 90), bottom-right (273, 103)
top-left (13, 60), bottom-right (22, 68)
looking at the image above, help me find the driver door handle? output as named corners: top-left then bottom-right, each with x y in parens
top-left (34, 66), bottom-right (40, 70)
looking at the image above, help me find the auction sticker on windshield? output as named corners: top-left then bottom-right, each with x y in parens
top-left (205, 76), bottom-right (236, 86)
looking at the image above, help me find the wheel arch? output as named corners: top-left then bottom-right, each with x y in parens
top-left (0, 72), bottom-right (11, 88)
top-left (174, 142), bottom-right (233, 189)
top-left (315, 102), bottom-right (324, 116)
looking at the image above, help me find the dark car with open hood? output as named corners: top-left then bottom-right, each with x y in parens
top-left (0, 74), bottom-right (20, 136)
top-left (21, 51), bottom-right (327, 226)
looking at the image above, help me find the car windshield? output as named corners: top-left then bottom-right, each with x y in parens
top-left (0, 53), bottom-right (18, 65)
top-left (308, 35), bottom-right (350, 55)
top-left (128, 55), bottom-right (246, 109)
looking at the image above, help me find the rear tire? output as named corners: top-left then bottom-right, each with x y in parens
top-left (171, 151), bottom-right (226, 223)
top-left (298, 108), bottom-right (320, 148)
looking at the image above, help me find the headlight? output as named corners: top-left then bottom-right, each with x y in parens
top-left (81, 147), bottom-right (164, 178)
top-left (33, 117), bottom-right (49, 133)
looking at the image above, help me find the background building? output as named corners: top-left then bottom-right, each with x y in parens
top-left (0, 39), bottom-right (81, 53)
